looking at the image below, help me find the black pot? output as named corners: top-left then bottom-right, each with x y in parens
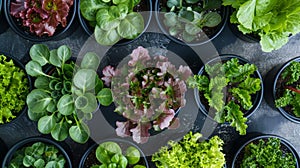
top-left (195, 54), bottom-right (264, 122)
top-left (264, 56), bottom-right (300, 123)
top-left (79, 138), bottom-right (149, 168)
top-left (4, 0), bottom-right (77, 42)
top-left (2, 137), bottom-right (72, 168)
top-left (155, 0), bottom-right (228, 46)
top-left (0, 52), bottom-right (32, 126)
top-left (0, 138), bottom-right (8, 164)
top-left (77, 0), bottom-right (152, 46)
top-left (0, 0), bottom-right (9, 34)
top-left (231, 134), bottom-right (300, 168)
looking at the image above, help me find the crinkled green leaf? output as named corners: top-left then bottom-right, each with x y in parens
top-left (225, 101), bottom-right (248, 135)
top-left (239, 76), bottom-right (261, 94)
top-left (152, 132), bottom-right (225, 168)
top-left (95, 25), bottom-right (120, 46)
top-left (231, 88), bottom-right (252, 110)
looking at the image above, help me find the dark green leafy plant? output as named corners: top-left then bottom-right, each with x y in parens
top-left (91, 141), bottom-right (146, 168)
top-left (25, 44), bottom-right (113, 144)
top-left (152, 131), bottom-right (225, 168)
top-left (162, 0), bottom-right (222, 42)
top-left (275, 61), bottom-right (300, 117)
top-left (0, 54), bottom-right (29, 124)
top-left (188, 58), bottom-right (261, 135)
top-left (8, 142), bottom-right (66, 168)
top-left (80, 0), bottom-right (144, 45)
top-left (239, 137), bottom-right (296, 167)
top-left (223, 0), bottom-right (300, 52)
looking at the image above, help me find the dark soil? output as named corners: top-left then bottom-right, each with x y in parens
top-left (159, 0), bottom-right (225, 43)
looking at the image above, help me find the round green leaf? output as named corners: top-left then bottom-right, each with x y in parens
top-left (34, 158), bottom-right (45, 168)
top-left (95, 25), bottom-right (120, 46)
top-left (203, 12), bottom-right (222, 27)
top-left (81, 93), bottom-right (98, 113)
top-left (81, 52), bottom-right (100, 70)
top-left (49, 49), bottom-right (62, 67)
top-left (29, 44), bottom-right (50, 66)
top-left (80, 0), bottom-right (108, 21)
top-left (57, 45), bottom-right (71, 64)
top-left (73, 69), bottom-right (97, 91)
top-left (164, 12), bottom-right (177, 27)
top-left (27, 89), bottom-right (52, 113)
top-left (125, 146), bottom-right (140, 165)
top-left (118, 12), bottom-right (144, 39)
top-left (23, 155), bottom-right (35, 167)
top-left (38, 115), bottom-right (56, 134)
top-left (28, 109), bottom-right (46, 121)
top-left (182, 30), bottom-right (196, 42)
top-left (185, 23), bottom-right (201, 35)
top-left (25, 61), bottom-right (46, 77)
top-left (69, 122), bottom-right (90, 144)
top-left (97, 88), bottom-right (113, 106)
top-left (57, 95), bottom-right (75, 116)
top-left (51, 120), bottom-right (68, 141)
top-left (34, 76), bottom-right (50, 89)
top-left (75, 95), bottom-right (88, 109)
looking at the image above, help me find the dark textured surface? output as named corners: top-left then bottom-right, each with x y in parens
top-left (1, 2), bottom-right (300, 167)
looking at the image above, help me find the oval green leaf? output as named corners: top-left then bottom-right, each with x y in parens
top-left (203, 12), bottom-right (222, 27)
top-left (49, 49), bottom-right (62, 67)
top-left (81, 52), bottom-right (100, 70)
top-left (38, 115), bottom-right (56, 134)
top-left (73, 69), bottom-right (97, 91)
top-left (27, 89), bottom-right (52, 113)
top-left (29, 44), bottom-right (50, 66)
top-left (69, 122), bottom-right (90, 144)
top-left (81, 93), bottom-right (98, 113)
top-left (25, 61), bottom-right (46, 77)
top-left (97, 88), bottom-right (113, 106)
top-left (118, 12), bottom-right (144, 39)
top-left (57, 95), bottom-right (75, 116)
top-left (34, 76), bottom-right (50, 89)
top-left (51, 120), bottom-right (68, 141)
top-left (57, 45), bottom-right (71, 64)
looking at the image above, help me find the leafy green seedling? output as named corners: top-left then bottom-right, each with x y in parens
top-left (8, 142), bottom-right (66, 168)
top-left (80, 0), bottom-right (145, 45)
top-left (188, 58), bottom-right (261, 135)
top-left (26, 44), bottom-right (113, 144)
top-left (92, 141), bottom-right (144, 168)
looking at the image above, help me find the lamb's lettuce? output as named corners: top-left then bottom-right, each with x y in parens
top-left (223, 0), bottom-right (300, 52)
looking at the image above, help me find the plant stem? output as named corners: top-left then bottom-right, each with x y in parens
top-left (285, 86), bottom-right (300, 94)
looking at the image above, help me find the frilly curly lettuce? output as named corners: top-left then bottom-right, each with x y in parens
top-left (0, 54), bottom-right (29, 124)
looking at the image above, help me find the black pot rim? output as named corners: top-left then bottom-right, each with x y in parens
top-left (78, 138), bottom-right (149, 168)
top-left (77, 0), bottom-right (153, 46)
top-left (231, 134), bottom-right (300, 168)
top-left (4, 0), bottom-right (77, 42)
top-left (154, 0), bottom-right (229, 46)
top-left (194, 54), bottom-right (264, 122)
top-left (2, 137), bottom-right (72, 168)
top-left (0, 52), bottom-right (33, 127)
top-left (273, 56), bottom-right (300, 124)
